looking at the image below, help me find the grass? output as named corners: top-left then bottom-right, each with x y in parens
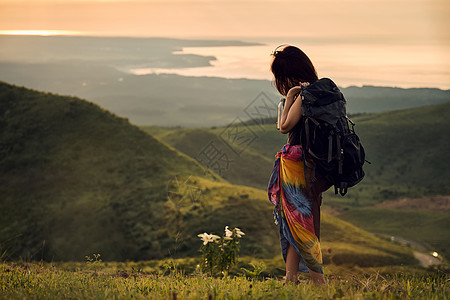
top-left (0, 261), bottom-right (448, 299)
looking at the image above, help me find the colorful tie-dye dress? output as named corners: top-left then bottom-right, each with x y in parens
top-left (268, 144), bottom-right (323, 274)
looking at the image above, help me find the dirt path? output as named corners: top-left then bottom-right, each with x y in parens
top-left (375, 234), bottom-right (442, 267)
top-left (324, 198), bottom-right (448, 268)
top-left (413, 251), bottom-right (441, 268)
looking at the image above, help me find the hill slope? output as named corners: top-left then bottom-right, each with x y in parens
top-left (0, 81), bottom-right (221, 261)
top-left (144, 102), bottom-right (450, 258)
top-left (145, 101), bottom-right (450, 202)
top-left (0, 82), bottom-right (416, 267)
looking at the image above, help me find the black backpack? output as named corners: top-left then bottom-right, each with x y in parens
top-left (299, 78), bottom-right (366, 196)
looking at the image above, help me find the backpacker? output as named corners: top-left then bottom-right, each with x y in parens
top-left (299, 78), bottom-right (366, 196)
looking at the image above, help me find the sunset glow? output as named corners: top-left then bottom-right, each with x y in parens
top-left (0, 0), bottom-right (449, 88)
top-left (0, 30), bottom-right (83, 36)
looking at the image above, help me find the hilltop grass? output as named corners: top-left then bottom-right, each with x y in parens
top-left (0, 261), bottom-right (448, 299)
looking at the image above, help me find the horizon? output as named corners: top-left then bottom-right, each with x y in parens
top-left (0, 33), bottom-right (448, 89)
top-left (0, 0), bottom-right (449, 89)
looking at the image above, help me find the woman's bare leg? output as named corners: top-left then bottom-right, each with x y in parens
top-left (307, 268), bottom-right (326, 285)
top-left (284, 244), bottom-right (300, 284)
top-left (285, 244), bottom-right (326, 285)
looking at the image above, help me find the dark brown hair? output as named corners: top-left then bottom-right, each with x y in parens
top-left (271, 45), bottom-right (318, 96)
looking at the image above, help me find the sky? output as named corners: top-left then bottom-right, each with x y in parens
top-left (0, 0), bottom-right (448, 41)
top-left (0, 0), bottom-right (449, 88)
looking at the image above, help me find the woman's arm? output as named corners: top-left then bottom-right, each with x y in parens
top-left (279, 86), bottom-right (303, 134)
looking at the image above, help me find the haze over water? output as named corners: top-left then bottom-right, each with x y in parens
top-left (1, 0), bottom-right (449, 89)
top-left (129, 36), bottom-right (450, 89)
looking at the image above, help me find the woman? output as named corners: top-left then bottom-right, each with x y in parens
top-left (268, 45), bottom-right (327, 285)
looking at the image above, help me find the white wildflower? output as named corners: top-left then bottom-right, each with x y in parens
top-left (234, 227), bottom-right (245, 238)
top-left (225, 226), bottom-right (233, 238)
top-left (198, 232), bottom-right (219, 245)
top-left (197, 232), bottom-right (210, 245)
top-left (210, 234), bottom-right (221, 242)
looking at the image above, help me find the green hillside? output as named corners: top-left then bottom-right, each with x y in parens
top-left (339, 208), bottom-right (450, 259)
top-left (0, 81), bottom-right (224, 261)
top-left (349, 103), bottom-right (450, 197)
top-left (0, 82), bottom-right (417, 268)
top-left (145, 101), bottom-right (450, 203)
top-left (145, 126), bottom-right (274, 189)
top-left (144, 102), bottom-right (450, 258)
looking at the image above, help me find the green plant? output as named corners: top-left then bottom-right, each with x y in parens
top-left (85, 253), bottom-right (103, 272)
top-left (241, 262), bottom-right (266, 279)
top-left (85, 253), bottom-right (102, 265)
top-left (198, 226), bottom-right (245, 275)
top-left (160, 259), bottom-right (183, 277)
top-left (0, 249), bottom-right (8, 263)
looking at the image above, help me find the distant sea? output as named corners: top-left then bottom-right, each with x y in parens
top-left (0, 32), bottom-right (448, 89)
top-left (129, 36), bottom-right (450, 89)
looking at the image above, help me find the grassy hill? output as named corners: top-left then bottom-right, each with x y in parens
top-left (0, 82), bottom-right (417, 268)
top-left (144, 102), bottom-right (450, 258)
top-left (347, 102), bottom-right (450, 200)
top-left (145, 101), bottom-right (450, 201)
top-left (338, 208), bottom-right (450, 260)
top-left (144, 126), bottom-right (274, 189)
top-left (0, 81), bottom-right (225, 261)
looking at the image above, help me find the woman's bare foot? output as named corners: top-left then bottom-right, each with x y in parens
top-left (283, 273), bottom-right (299, 285)
top-left (308, 268), bottom-right (326, 285)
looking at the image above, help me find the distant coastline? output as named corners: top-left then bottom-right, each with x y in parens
top-left (0, 35), bottom-right (448, 89)
top-left (0, 35), bottom-right (449, 127)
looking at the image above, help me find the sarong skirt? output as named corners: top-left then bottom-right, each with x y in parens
top-left (268, 144), bottom-right (323, 274)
